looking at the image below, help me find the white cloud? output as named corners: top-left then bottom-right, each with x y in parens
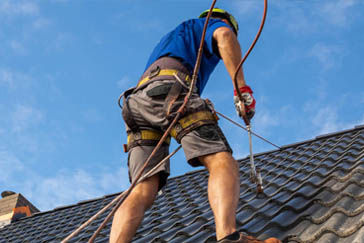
top-left (117, 76), bottom-right (133, 89)
top-left (0, 149), bottom-right (24, 183)
top-left (318, 0), bottom-right (358, 27)
top-left (30, 170), bottom-right (98, 209)
top-left (11, 104), bottom-right (44, 132)
top-left (0, 68), bottom-right (32, 89)
top-left (82, 109), bottom-right (103, 123)
top-left (231, 0), bottom-right (260, 15)
top-left (308, 43), bottom-right (344, 70)
top-left (24, 167), bottom-right (129, 211)
top-left (10, 40), bottom-right (27, 55)
top-left (32, 17), bottom-right (52, 30)
top-left (308, 103), bottom-right (363, 136)
top-left (259, 1), bottom-right (318, 34)
top-left (285, 7), bottom-right (316, 34)
top-left (100, 167), bottom-right (129, 191)
top-left (0, 145), bottom-right (129, 211)
top-left (45, 33), bottom-right (74, 53)
top-left (50, 0), bottom-right (70, 3)
top-left (358, 115), bottom-right (364, 125)
top-left (0, 68), bottom-right (15, 88)
top-left (268, 0), bottom-right (360, 36)
top-left (0, 0), bottom-right (39, 16)
top-left (135, 19), bottom-right (164, 32)
top-left (312, 106), bottom-right (339, 134)
top-left (253, 108), bottom-right (280, 132)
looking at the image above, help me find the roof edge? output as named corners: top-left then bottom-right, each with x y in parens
top-left (315, 124), bottom-right (364, 139)
top-left (244, 124), bottom-right (364, 159)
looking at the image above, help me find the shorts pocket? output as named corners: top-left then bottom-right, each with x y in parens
top-left (146, 83), bottom-right (173, 99)
top-left (195, 124), bottom-right (220, 141)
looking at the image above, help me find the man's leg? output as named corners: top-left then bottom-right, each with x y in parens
top-left (110, 174), bottom-right (160, 243)
top-left (199, 151), bottom-right (240, 241)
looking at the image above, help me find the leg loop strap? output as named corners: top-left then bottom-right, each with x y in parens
top-left (170, 110), bottom-right (218, 143)
top-left (124, 130), bottom-right (171, 153)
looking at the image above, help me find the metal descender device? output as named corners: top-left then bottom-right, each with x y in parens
top-left (247, 124), bottom-right (264, 194)
top-left (206, 98), bottom-right (263, 194)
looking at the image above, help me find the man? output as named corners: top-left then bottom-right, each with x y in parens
top-left (111, 8), bottom-right (281, 243)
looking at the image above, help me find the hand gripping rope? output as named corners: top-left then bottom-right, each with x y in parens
top-left (62, 0), bottom-right (270, 241)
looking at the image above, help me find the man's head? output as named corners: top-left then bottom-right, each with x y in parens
top-left (199, 8), bottom-right (239, 35)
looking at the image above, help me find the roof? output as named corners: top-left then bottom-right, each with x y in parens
top-left (0, 125), bottom-right (363, 242)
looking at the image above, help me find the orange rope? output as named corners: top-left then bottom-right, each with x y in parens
top-left (86, 1), bottom-right (218, 242)
top-left (233, 0), bottom-right (268, 125)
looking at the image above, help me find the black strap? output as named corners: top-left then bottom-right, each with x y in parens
top-left (164, 81), bottom-right (184, 118)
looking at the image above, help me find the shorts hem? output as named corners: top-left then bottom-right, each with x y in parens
top-left (187, 148), bottom-right (231, 167)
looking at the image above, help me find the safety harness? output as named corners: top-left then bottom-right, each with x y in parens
top-left (121, 57), bottom-right (218, 152)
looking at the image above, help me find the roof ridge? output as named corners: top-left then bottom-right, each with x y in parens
top-left (315, 124), bottom-right (364, 139)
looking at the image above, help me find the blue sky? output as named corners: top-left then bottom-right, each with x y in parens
top-left (1, 0), bottom-right (363, 211)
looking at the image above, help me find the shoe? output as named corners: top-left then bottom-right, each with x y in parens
top-left (218, 233), bottom-right (282, 243)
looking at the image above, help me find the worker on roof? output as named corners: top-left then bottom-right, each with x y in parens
top-left (111, 8), bottom-right (281, 243)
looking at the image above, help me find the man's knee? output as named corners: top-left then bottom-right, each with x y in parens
top-left (128, 174), bottom-right (160, 210)
top-left (199, 151), bottom-right (238, 172)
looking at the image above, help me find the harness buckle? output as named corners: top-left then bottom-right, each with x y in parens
top-left (175, 124), bottom-right (182, 133)
top-left (149, 66), bottom-right (160, 79)
top-left (134, 132), bottom-right (141, 140)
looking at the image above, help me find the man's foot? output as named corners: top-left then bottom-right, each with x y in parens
top-left (218, 232), bottom-right (282, 243)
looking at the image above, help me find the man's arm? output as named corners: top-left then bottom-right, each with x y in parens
top-left (213, 26), bottom-right (246, 88)
top-left (213, 25), bottom-right (256, 122)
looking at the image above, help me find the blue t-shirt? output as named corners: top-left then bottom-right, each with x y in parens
top-left (145, 18), bottom-right (232, 94)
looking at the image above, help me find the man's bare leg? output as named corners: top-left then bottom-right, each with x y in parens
top-left (199, 151), bottom-right (240, 241)
top-left (110, 174), bottom-right (160, 243)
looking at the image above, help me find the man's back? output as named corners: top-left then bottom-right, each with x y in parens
top-left (145, 18), bottom-right (231, 94)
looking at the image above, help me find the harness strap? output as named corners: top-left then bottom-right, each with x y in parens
top-left (135, 56), bottom-right (192, 92)
top-left (170, 110), bottom-right (218, 143)
top-left (124, 130), bottom-right (171, 153)
top-left (137, 69), bottom-right (191, 88)
top-left (164, 81), bottom-right (184, 118)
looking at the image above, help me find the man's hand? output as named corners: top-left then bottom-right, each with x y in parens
top-left (234, 85), bottom-right (256, 121)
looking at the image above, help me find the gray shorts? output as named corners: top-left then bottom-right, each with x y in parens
top-left (124, 80), bottom-right (232, 190)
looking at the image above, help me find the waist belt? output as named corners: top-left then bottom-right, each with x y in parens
top-left (137, 67), bottom-right (191, 88)
top-left (124, 130), bottom-right (171, 152)
top-left (170, 110), bottom-right (218, 143)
